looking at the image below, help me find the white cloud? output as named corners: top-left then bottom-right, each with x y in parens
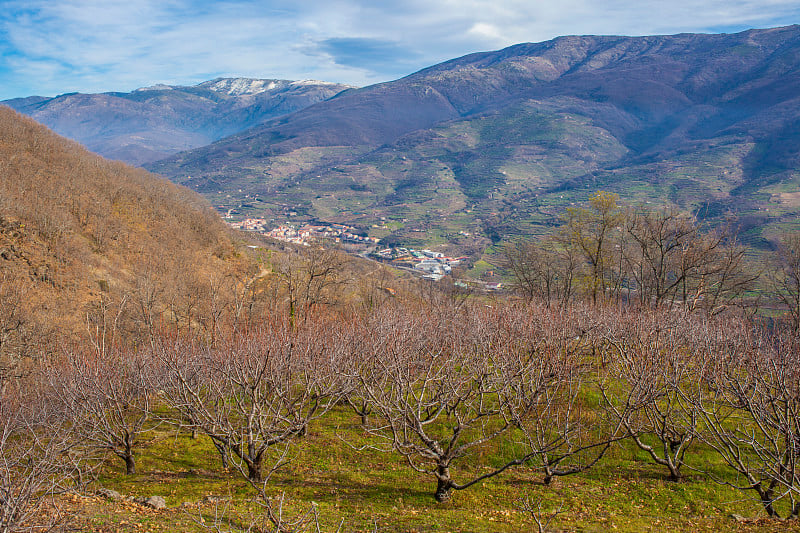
top-left (0, 0), bottom-right (798, 99)
top-left (467, 23), bottom-right (506, 44)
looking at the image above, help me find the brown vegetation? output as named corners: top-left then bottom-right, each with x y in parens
top-left (0, 105), bottom-right (235, 352)
top-left (3, 110), bottom-right (800, 530)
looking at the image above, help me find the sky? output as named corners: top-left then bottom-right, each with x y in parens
top-left (1, 0), bottom-right (799, 100)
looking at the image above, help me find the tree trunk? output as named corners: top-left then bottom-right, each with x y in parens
top-left (434, 465), bottom-right (452, 502)
top-left (212, 440), bottom-right (229, 469)
top-left (247, 459), bottom-right (262, 483)
top-left (124, 453), bottom-right (136, 475)
top-left (666, 462), bottom-right (681, 482)
top-left (758, 487), bottom-right (778, 518)
top-left (543, 466), bottom-right (553, 485)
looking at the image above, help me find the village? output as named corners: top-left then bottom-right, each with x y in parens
top-left (369, 247), bottom-right (468, 281)
top-left (227, 218), bottom-right (380, 246)
top-left (225, 218), bottom-right (482, 283)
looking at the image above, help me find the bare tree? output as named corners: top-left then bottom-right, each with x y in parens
top-left (622, 207), bottom-right (703, 308)
top-left (689, 231), bottom-right (759, 316)
top-left (769, 232), bottom-right (800, 331)
top-left (271, 247), bottom-right (349, 328)
top-left (598, 309), bottom-right (698, 481)
top-left (226, 254), bottom-right (270, 337)
top-left (513, 305), bottom-right (622, 484)
top-left (130, 262), bottom-right (166, 346)
top-left (190, 444), bottom-right (337, 533)
top-left (516, 495), bottom-right (568, 533)
top-left (500, 239), bottom-right (576, 307)
top-left (683, 317), bottom-right (800, 518)
top-left (47, 346), bottom-right (157, 475)
top-left (0, 379), bottom-right (84, 532)
top-left (351, 303), bottom-right (589, 502)
top-left (353, 264), bottom-right (396, 313)
top-left (155, 320), bottom-right (344, 482)
top-left (0, 275), bottom-right (33, 395)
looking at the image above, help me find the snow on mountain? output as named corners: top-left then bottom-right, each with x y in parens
top-left (6, 77), bottom-right (354, 165)
top-left (132, 78), bottom-right (354, 96)
top-left (290, 79), bottom-right (352, 87)
top-left (198, 78), bottom-right (291, 96)
top-left (134, 83), bottom-right (175, 92)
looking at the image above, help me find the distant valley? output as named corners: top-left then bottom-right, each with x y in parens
top-left (7, 27), bottom-right (800, 254)
top-left (146, 25), bottom-right (800, 253)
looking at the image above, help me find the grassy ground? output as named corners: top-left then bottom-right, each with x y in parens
top-left (68, 407), bottom-right (800, 532)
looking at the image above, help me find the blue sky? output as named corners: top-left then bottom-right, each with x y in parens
top-left (1, 0), bottom-right (799, 100)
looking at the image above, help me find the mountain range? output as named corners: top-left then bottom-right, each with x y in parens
top-left (2, 78), bottom-right (352, 164)
top-left (7, 27), bottom-right (800, 253)
top-left (144, 25), bottom-right (800, 252)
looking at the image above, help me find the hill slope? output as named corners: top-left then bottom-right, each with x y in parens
top-left (0, 105), bottom-right (410, 365)
top-left (0, 105), bottom-right (243, 357)
top-left (3, 78), bottom-right (352, 165)
top-left (148, 26), bottom-right (800, 250)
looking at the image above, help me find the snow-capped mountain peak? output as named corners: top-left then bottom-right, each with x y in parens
top-left (198, 78), bottom-right (291, 96)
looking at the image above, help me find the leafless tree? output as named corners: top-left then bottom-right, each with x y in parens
top-left (688, 232), bottom-right (759, 316)
top-left (155, 320), bottom-right (345, 482)
top-left (190, 444), bottom-right (338, 533)
top-left (0, 276), bottom-right (33, 396)
top-left (270, 247), bottom-right (349, 328)
top-left (0, 379), bottom-right (84, 532)
top-left (84, 293), bottom-right (128, 361)
top-left (226, 255), bottom-right (270, 337)
top-left (682, 317), bottom-right (800, 518)
top-left (353, 264), bottom-right (396, 313)
top-left (597, 309), bottom-right (698, 481)
top-left (131, 261), bottom-right (166, 345)
top-left (500, 238), bottom-right (576, 307)
top-left (350, 303), bottom-right (591, 501)
top-left (622, 207), bottom-right (703, 308)
top-left (508, 197), bottom-right (759, 311)
top-left (46, 346), bottom-right (157, 475)
top-left (769, 232), bottom-right (800, 331)
top-left (512, 305), bottom-right (622, 484)
top-left (516, 494), bottom-right (568, 533)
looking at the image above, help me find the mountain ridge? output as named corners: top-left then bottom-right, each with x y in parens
top-left (145, 26), bottom-right (800, 251)
top-left (2, 78), bottom-right (354, 165)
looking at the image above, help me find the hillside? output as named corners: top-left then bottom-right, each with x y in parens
top-left (0, 105), bottom-right (243, 357)
top-left (0, 105), bottom-right (415, 365)
top-left (3, 78), bottom-right (352, 165)
top-left (147, 26), bottom-right (800, 251)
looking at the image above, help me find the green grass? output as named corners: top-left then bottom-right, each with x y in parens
top-left (71, 405), bottom-right (800, 532)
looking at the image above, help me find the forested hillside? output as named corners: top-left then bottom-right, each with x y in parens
top-left (0, 105), bottom-right (244, 357)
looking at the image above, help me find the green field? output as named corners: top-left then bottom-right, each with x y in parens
top-left (68, 406), bottom-right (799, 532)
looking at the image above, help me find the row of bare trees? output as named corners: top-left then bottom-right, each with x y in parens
top-left (3, 300), bottom-right (799, 531)
top-left (502, 192), bottom-right (760, 314)
top-left (0, 373), bottom-right (86, 532)
top-left (345, 303), bottom-right (621, 501)
top-left (596, 308), bottom-right (800, 518)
